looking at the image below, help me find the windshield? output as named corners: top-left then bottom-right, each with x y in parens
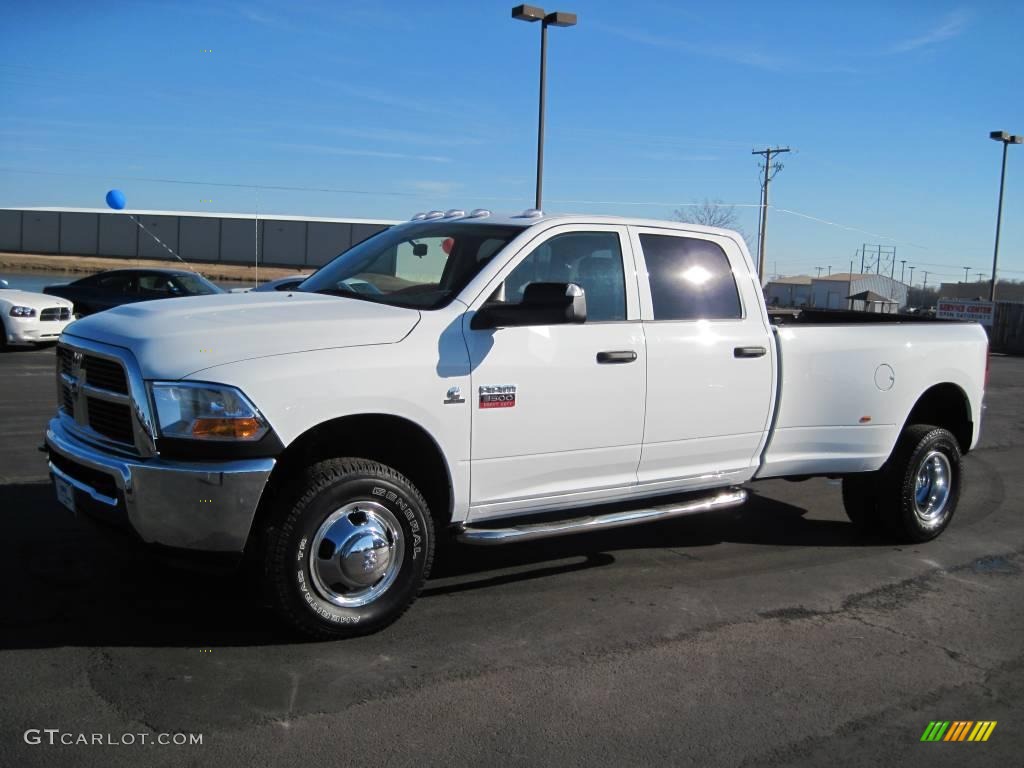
top-left (299, 223), bottom-right (522, 309)
top-left (174, 272), bottom-right (224, 295)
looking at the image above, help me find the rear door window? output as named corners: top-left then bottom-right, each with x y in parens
top-left (638, 234), bottom-right (741, 321)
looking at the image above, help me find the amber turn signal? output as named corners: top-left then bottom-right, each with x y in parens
top-left (191, 417), bottom-right (264, 440)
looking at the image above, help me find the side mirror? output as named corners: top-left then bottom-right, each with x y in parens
top-left (471, 282), bottom-right (587, 329)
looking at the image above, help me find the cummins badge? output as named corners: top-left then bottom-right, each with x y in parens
top-left (479, 385), bottom-right (517, 409)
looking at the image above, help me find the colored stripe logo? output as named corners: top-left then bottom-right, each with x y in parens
top-left (920, 721), bottom-right (997, 742)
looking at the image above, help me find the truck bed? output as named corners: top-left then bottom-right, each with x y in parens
top-left (757, 321), bottom-right (988, 479)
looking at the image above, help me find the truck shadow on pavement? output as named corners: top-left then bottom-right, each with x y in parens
top-left (1, 482), bottom-right (886, 649)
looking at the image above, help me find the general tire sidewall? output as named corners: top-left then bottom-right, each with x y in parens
top-left (286, 475), bottom-right (429, 632)
top-left (895, 429), bottom-right (962, 540)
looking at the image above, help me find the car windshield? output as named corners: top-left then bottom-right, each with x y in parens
top-left (174, 272), bottom-right (223, 295)
top-left (299, 223), bottom-right (522, 309)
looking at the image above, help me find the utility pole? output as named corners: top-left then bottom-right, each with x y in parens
top-left (963, 266), bottom-right (971, 283)
top-left (908, 265), bottom-right (915, 289)
top-left (815, 266), bottom-right (823, 277)
top-left (922, 271), bottom-right (929, 293)
top-left (827, 265), bottom-right (832, 276)
top-left (859, 245), bottom-right (865, 273)
top-left (900, 260), bottom-right (906, 284)
top-left (752, 146), bottom-right (791, 284)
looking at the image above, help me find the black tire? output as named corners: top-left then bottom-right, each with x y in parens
top-left (842, 425), bottom-right (961, 543)
top-left (263, 458), bottom-right (434, 640)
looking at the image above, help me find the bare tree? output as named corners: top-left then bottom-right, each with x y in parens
top-left (672, 199), bottom-right (750, 247)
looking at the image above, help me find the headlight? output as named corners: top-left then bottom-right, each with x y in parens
top-left (149, 382), bottom-right (269, 441)
top-left (10, 306), bottom-right (36, 317)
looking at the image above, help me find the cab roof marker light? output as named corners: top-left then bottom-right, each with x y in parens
top-left (424, 210), bottom-right (445, 220)
top-left (410, 212), bottom-right (427, 220)
top-left (444, 209), bottom-right (466, 218)
top-left (468, 208), bottom-right (491, 218)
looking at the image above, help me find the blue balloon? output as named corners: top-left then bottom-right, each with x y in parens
top-left (105, 189), bottom-right (126, 210)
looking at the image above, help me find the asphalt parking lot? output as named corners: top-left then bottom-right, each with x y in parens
top-left (1, 344), bottom-right (1022, 768)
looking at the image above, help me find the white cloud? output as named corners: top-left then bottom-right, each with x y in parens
top-left (889, 9), bottom-right (971, 54)
top-left (271, 142), bottom-right (450, 163)
top-left (401, 180), bottom-right (461, 197)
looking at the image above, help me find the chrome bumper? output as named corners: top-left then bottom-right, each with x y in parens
top-left (45, 417), bottom-right (275, 552)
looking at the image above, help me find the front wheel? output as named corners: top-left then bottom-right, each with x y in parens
top-left (263, 458), bottom-right (434, 639)
top-left (842, 425), bottom-right (962, 543)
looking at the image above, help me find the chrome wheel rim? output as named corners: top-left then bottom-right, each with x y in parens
top-left (913, 450), bottom-right (952, 524)
top-left (309, 501), bottom-right (404, 608)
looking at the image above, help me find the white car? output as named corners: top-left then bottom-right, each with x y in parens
top-left (0, 280), bottom-right (74, 348)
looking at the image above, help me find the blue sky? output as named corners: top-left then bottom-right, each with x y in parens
top-left (2, 0), bottom-right (1022, 283)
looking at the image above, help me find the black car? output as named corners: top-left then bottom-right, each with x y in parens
top-left (44, 268), bottom-right (224, 316)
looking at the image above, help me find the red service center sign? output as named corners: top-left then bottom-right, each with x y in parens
top-left (935, 299), bottom-right (995, 326)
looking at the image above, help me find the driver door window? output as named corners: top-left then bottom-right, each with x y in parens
top-left (500, 231), bottom-right (627, 322)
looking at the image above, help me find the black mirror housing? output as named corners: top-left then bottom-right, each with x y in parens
top-left (471, 282), bottom-right (587, 329)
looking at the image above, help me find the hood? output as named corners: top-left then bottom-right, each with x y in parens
top-left (65, 291), bottom-right (420, 380)
top-left (0, 289), bottom-right (74, 311)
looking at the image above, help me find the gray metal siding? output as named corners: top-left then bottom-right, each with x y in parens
top-left (99, 214), bottom-right (139, 257)
top-left (59, 212), bottom-right (99, 256)
top-left (2, 209), bottom-right (394, 266)
top-left (220, 218), bottom-right (264, 264)
top-left (137, 215), bottom-right (179, 260)
top-left (22, 211), bottom-right (60, 253)
top-left (179, 216), bottom-right (221, 262)
top-left (263, 219), bottom-right (306, 267)
top-left (0, 210), bottom-right (22, 251)
top-left (352, 223), bottom-right (387, 247)
top-left (307, 222), bottom-right (352, 267)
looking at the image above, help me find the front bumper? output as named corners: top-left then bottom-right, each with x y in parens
top-left (6, 318), bottom-right (72, 344)
top-left (45, 416), bottom-right (275, 552)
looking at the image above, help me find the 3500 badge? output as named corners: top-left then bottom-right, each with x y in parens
top-left (479, 385), bottom-right (517, 409)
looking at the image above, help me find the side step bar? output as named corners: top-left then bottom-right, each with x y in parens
top-left (455, 488), bottom-right (748, 546)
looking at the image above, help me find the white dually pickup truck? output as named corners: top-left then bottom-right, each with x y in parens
top-left (45, 210), bottom-right (988, 638)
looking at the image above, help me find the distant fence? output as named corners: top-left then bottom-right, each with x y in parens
top-left (991, 301), bottom-right (1024, 355)
top-left (0, 208), bottom-right (398, 269)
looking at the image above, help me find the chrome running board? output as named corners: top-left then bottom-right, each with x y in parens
top-left (455, 488), bottom-right (748, 546)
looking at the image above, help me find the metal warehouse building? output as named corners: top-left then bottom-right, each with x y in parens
top-left (0, 208), bottom-right (398, 269)
top-left (764, 273), bottom-right (908, 311)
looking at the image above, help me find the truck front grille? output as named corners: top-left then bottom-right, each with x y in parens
top-left (84, 357), bottom-right (129, 394)
top-left (57, 345), bottom-right (74, 375)
top-left (40, 307), bottom-right (71, 321)
top-left (56, 342), bottom-right (140, 452)
top-left (86, 398), bottom-right (135, 444)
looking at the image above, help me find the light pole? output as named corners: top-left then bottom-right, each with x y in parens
top-left (512, 5), bottom-right (577, 211)
top-left (908, 265), bottom-right (915, 287)
top-left (989, 130), bottom-right (1022, 301)
top-left (900, 259), bottom-right (906, 284)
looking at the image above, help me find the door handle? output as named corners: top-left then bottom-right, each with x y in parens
top-left (597, 350), bottom-right (638, 364)
top-left (734, 346), bottom-right (767, 358)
